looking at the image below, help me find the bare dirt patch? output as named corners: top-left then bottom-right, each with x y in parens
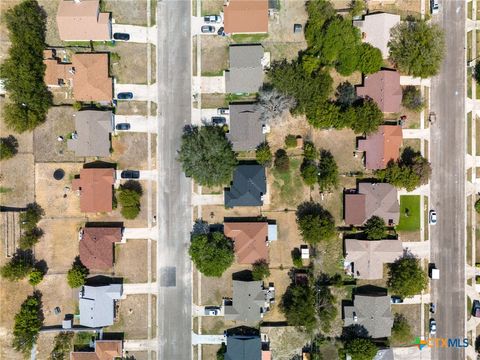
top-left (36, 332), bottom-right (57, 360)
top-left (116, 101), bottom-right (158, 116)
top-left (105, 0), bottom-right (148, 26)
top-left (368, 0), bottom-right (422, 19)
top-left (262, 269), bottom-right (290, 322)
top-left (114, 240), bottom-right (148, 283)
top-left (260, 326), bottom-right (308, 360)
top-left (0, 154), bottom-right (35, 207)
top-left (201, 36), bottom-right (229, 76)
top-left (107, 294), bottom-right (150, 339)
top-left (110, 133), bottom-right (154, 169)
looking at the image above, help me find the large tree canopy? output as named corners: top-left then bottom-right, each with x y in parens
top-left (388, 20), bottom-right (445, 78)
top-left (178, 126), bottom-right (237, 186)
top-left (344, 338), bottom-right (378, 360)
top-left (388, 256), bottom-right (428, 298)
top-left (296, 201), bottom-right (336, 244)
top-left (189, 232), bottom-right (234, 277)
top-left (364, 216), bottom-right (387, 240)
top-left (280, 284), bottom-right (317, 331)
top-left (317, 150), bottom-right (338, 192)
top-left (12, 293), bottom-right (43, 355)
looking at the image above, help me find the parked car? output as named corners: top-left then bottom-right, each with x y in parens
top-left (217, 27), bottom-right (225, 36)
top-left (429, 210), bottom-right (437, 225)
top-left (117, 92), bottom-right (134, 100)
top-left (217, 108), bottom-right (229, 115)
top-left (390, 296), bottom-right (403, 304)
top-left (430, 303), bottom-right (436, 314)
top-left (472, 300), bottom-right (480, 317)
top-left (293, 24), bottom-right (303, 33)
top-left (429, 319), bottom-right (437, 335)
top-left (115, 123), bottom-right (131, 130)
top-left (120, 170), bottom-right (140, 179)
top-left (211, 116), bottom-right (226, 125)
top-left (204, 307), bottom-right (220, 316)
top-left (201, 25), bottom-right (215, 33)
top-left (204, 15), bottom-right (221, 23)
top-left (113, 33), bottom-right (130, 41)
top-left (431, 0), bottom-right (439, 14)
top-left (428, 112), bottom-right (437, 124)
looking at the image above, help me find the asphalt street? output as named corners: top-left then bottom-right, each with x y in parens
top-left (156, 0), bottom-right (192, 359)
top-left (430, 1), bottom-right (466, 359)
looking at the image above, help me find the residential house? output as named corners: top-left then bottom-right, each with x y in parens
top-left (344, 183), bottom-right (400, 226)
top-left (356, 70), bottom-right (402, 113)
top-left (227, 104), bottom-right (265, 151)
top-left (225, 334), bottom-right (262, 360)
top-left (357, 125), bottom-right (403, 170)
top-left (225, 45), bottom-right (265, 94)
top-left (344, 238), bottom-right (403, 279)
top-left (225, 165), bottom-right (266, 207)
top-left (70, 340), bottom-right (123, 360)
top-left (72, 168), bottom-right (115, 213)
top-left (79, 284), bottom-right (122, 327)
top-left (224, 222), bottom-right (269, 264)
top-left (79, 227), bottom-right (122, 270)
top-left (68, 111), bottom-right (113, 157)
top-left (224, 280), bottom-right (273, 325)
top-left (223, 0), bottom-right (268, 34)
top-left (44, 51), bottom-right (113, 102)
top-left (343, 294), bottom-right (394, 338)
top-left (353, 13), bottom-right (401, 58)
top-left (57, 0), bottom-right (111, 41)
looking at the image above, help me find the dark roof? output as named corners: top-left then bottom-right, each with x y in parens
top-left (225, 335), bottom-right (262, 360)
top-left (225, 165), bottom-right (266, 207)
top-left (224, 280), bottom-right (266, 324)
top-left (225, 45), bottom-right (264, 94)
top-left (227, 104), bottom-right (265, 151)
top-left (344, 295), bottom-right (393, 338)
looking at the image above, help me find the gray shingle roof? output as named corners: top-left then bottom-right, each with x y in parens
top-left (79, 284), bottom-right (122, 328)
top-left (344, 295), bottom-right (393, 338)
top-left (225, 45), bottom-right (264, 94)
top-left (359, 182), bottom-right (400, 225)
top-left (227, 104), bottom-right (265, 151)
top-left (67, 110), bottom-right (112, 157)
top-left (224, 280), bottom-right (266, 325)
top-left (225, 335), bottom-right (261, 360)
top-left (225, 165), bottom-right (266, 207)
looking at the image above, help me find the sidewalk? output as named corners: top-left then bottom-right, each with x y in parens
top-left (403, 128), bottom-right (430, 140)
top-left (192, 76), bottom-right (225, 93)
top-left (192, 193), bottom-right (224, 205)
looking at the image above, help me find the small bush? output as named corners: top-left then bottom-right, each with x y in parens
top-left (402, 86), bottom-right (424, 112)
top-left (72, 101), bottom-right (82, 111)
top-left (0, 135), bottom-right (19, 160)
top-left (28, 268), bottom-right (44, 286)
top-left (252, 259), bottom-right (270, 280)
top-left (291, 248), bottom-right (303, 268)
top-left (274, 149), bottom-right (290, 172)
top-left (285, 134), bottom-right (298, 148)
top-left (303, 141), bottom-right (317, 161)
top-left (301, 161), bottom-right (318, 187)
top-left (67, 259), bottom-right (89, 288)
top-left (256, 142), bottom-right (272, 166)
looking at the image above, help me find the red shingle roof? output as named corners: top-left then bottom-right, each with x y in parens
top-left (72, 168), bottom-right (115, 213)
top-left (224, 222), bottom-right (269, 264)
top-left (79, 227), bottom-right (122, 270)
top-left (223, 0), bottom-right (268, 34)
top-left (356, 70), bottom-right (402, 113)
top-left (344, 194), bottom-right (367, 225)
top-left (358, 125), bottom-right (403, 170)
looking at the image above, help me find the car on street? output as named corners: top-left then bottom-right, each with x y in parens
top-left (117, 92), bottom-right (134, 100)
top-left (390, 296), bottom-right (403, 304)
top-left (120, 170), bottom-right (140, 179)
top-left (201, 25), bottom-right (215, 33)
top-left (472, 300), bottom-right (480, 317)
top-left (204, 307), bottom-right (220, 316)
top-left (430, 0), bottom-right (439, 14)
top-left (115, 123), bottom-right (131, 130)
top-left (429, 112), bottom-right (437, 124)
top-left (429, 210), bottom-right (437, 225)
top-left (429, 319), bottom-right (437, 335)
top-left (211, 116), bottom-right (226, 125)
top-left (113, 33), bottom-right (130, 41)
top-left (217, 108), bottom-right (229, 115)
top-left (204, 15), bottom-right (221, 23)
top-left (430, 303), bottom-right (436, 314)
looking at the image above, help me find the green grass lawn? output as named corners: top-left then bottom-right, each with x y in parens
top-left (270, 158), bottom-right (304, 207)
top-left (397, 195), bottom-right (421, 231)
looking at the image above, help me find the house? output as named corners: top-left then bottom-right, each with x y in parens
top-left (67, 111), bottom-right (113, 157)
top-left (57, 0), bottom-right (111, 41)
top-left (227, 104), bottom-right (265, 151)
top-left (225, 165), bottom-right (266, 207)
top-left (72, 168), bottom-right (115, 213)
top-left (223, 0), bottom-right (268, 34)
top-left (225, 334), bottom-right (262, 360)
top-left (224, 280), bottom-right (272, 325)
top-left (353, 13), bottom-right (401, 58)
top-left (343, 294), bottom-right (394, 338)
top-left (79, 227), bottom-right (122, 270)
top-left (43, 52), bottom-right (113, 102)
top-left (357, 125), bottom-right (403, 170)
top-left (70, 340), bottom-right (123, 360)
top-left (79, 284), bottom-right (122, 328)
top-left (344, 183), bottom-right (400, 226)
top-left (344, 238), bottom-right (403, 279)
top-left (225, 45), bottom-right (265, 94)
top-left (356, 70), bottom-right (402, 113)
top-left (224, 222), bottom-right (269, 264)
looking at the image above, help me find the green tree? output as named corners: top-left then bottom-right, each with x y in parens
top-left (0, 250), bottom-right (34, 281)
top-left (349, 0), bottom-right (365, 17)
top-left (305, 0), bottom-right (337, 53)
top-left (252, 259), bottom-right (270, 280)
top-left (336, 45), bottom-right (359, 76)
top-left (296, 201), bottom-right (336, 245)
top-left (303, 141), bottom-right (317, 161)
top-left (50, 332), bottom-right (74, 360)
top-left (388, 256), bottom-right (428, 298)
top-left (388, 20), bottom-right (445, 78)
top-left (12, 293), bottom-right (43, 355)
top-left (67, 258), bottom-right (89, 288)
top-left (0, 0), bottom-right (52, 132)
top-left (364, 216), bottom-right (387, 240)
top-left (19, 227), bottom-right (44, 249)
top-left (189, 232), bottom-right (234, 277)
top-left (0, 135), bottom-right (19, 160)
top-left (291, 248), bottom-right (303, 268)
top-left (336, 82), bottom-right (356, 109)
top-left (285, 134), bottom-right (298, 148)
top-left (402, 86), bottom-right (424, 112)
top-left (256, 142), bottom-right (273, 166)
top-left (20, 202), bottom-right (44, 231)
top-left (357, 43), bottom-right (383, 75)
top-left (280, 284), bottom-right (317, 331)
top-left (475, 62), bottom-right (480, 83)
top-left (351, 99), bottom-right (384, 135)
top-left (178, 126), bottom-right (237, 186)
top-left (344, 338), bottom-right (378, 360)
top-left (391, 313), bottom-right (412, 345)
top-left (317, 285), bottom-right (337, 333)
top-left (301, 161), bottom-right (318, 187)
top-left (310, 101), bottom-right (341, 129)
top-left (274, 149), bottom-right (290, 172)
top-left (216, 343), bottom-right (227, 360)
top-left (475, 199), bottom-right (480, 213)
top-left (317, 150), bottom-right (338, 192)
top-left (28, 268), bottom-right (44, 286)
top-left (118, 188), bottom-right (141, 219)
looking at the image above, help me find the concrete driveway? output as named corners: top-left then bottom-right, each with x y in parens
top-left (192, 76), bottom-right (225, 94)
top-left (192, 333), bottom-right (225, 345)
top-left (115, 84), bottom-right (157, 101)
top-left (393, 346), bottom-right (431, 360)
top-left (123, 227), bottom-right (158, 240)
top-left (112, 24), bottom-right (157, 44)
top-left (114, 115), bottom-right (157, 133)
top-left (191, 16), bottom-right (224, 35)
top-left (116, 169), bottom-right (157, 181)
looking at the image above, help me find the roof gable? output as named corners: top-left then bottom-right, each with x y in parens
top-left (72, 53), bottom-right (113, 101)
top-left (72, 168), bottom-right (115, 213)
top-left (225, 335), bottom-right (262, 360)
top-left (226, 46), bottom-right (265, 94)
top-left (227, 104), bottom-right (265, 150)
top-left (224, 222), bottom-right (269, 264)
top-left (356, 70), bottom-right (402, 112)
top-left (79, 227), bottom-right (122, 270)
top-left (358, 125), bottom-right (403, 170)
top-left (224, 280), bottom-right (265, 324)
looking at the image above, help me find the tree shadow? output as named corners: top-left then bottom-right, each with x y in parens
top-left (34, 259), bottom-right (48, 275)
top-left (83, 161), bottom-right (116, 170)
top-left (341, 324), bottom-right (370, 341)
top-left (120, 180), bottom-right (143, 195)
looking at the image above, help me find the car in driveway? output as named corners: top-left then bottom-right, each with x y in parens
top-left (115, 123), bottom-right (131, 130)
top-left (430, 0), bottom-right (439, 14)
top-left (120, 170), bottom-right (140, 179)
top-left (217, 108), bottom-right (229, 115)
top-left (429, 210), bottom-right (437, 225)
top-left (429, 319), bottom-right (437, 335)
top-left (201, 25), bottom-right (215, 34)
top-left (390, 296), bottom-right (403, 304)
top-left (204, 15), bottom-right (221, 23)
top-left (113, 33), bottom-right (130, 41)
top-left (472, 300), bottom-right (480, 317)
top-left (117, 92), bottom-right (134, 100)
top-left (204, 307), bottom-right (220, 316)
top-left (211, 116), bottom-right (226, 125)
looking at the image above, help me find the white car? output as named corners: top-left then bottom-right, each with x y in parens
top-left (429, 210), bottom-right (437, 225)
top-left (431, 0), bottom-right (439, 14)
top-left (204, 307), bottom-right (219, 316)
top-left (430, 319), bottom-right (437, 335)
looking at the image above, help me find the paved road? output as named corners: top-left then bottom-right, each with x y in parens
top-left (155, 0), bottom-right (192, 359)
top-left (430, 1), bottom-right (466, 359)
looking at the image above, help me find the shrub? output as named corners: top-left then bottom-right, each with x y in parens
top-left (317, 150), bottom-right (338, 192)
top-left (291, 248), bottom-right (303, 268)
top-left (357, 43), bottom-right (383, 75)
top-left (0, 135), bottom-right (19, 160)
top-left (28, 268), bottom-right (44, 286)
top-left (1, 251), bottom-right (34, 281)
top-left (317, 285), bottom-right (337, 332)
top-left (118, 181), bottom-right (143, 220)
top-left (67, 258), bottom-right (89, 288)
top-left (20, 203), bottom-right (44, 231)
top-left (364, 216), bottom-right (387, 240)
top-left (301, 161), bottom-right (318, 187)
top-left (50, 332), bottom-right (74, 360)
top-left (344, 338), bottom-right (378, 360)
top-left (351, 99), bottom-right (384, 135)
top-left (256, 142), bottom-right (273, 166)
top-left (189, 232), bottom-right (234, 277)
top-left (303, 141), bottom-right (317, 161)
top-left (402, 86), bottom-right (424, 112)
top-left (280, 284), bottom-right (317, 331)
top-left (391, 313), bottom-right (412, 344)
top-left (336, 82), bottom-right (356, 109)
top-left (285, 134), bottom-right (298, 148)
top-left (476, 199), bottom-right (480, 213)
top-left (19, 227), bottom-right (44, 249)
top-left (296, 201), bottom-right (336, 244)
top-left (72, 101), bottom-right (82, 111)
top-left (252, 259), bottom-right (270, 280)
top-left (274, 149), bottom-right (290, 172)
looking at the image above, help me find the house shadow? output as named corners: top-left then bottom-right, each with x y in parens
top-left (83, 161), bottom-right (117, 170)
top-left (85, 275), bottom-right (123, 286)
top-left (341, 324), bottom-right (370, 341)
top-left (225, 326), bottom-right (260, 337)
top-left (85, 222), bottom-right (124, 228)
top-left (232, 270), bottom-right (253, 282)
top-left (354, 285), bottom-right (388, 297)
top-left (101, 332), bottom-right (124, 341)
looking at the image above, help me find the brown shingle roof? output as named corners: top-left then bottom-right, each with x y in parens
top-left (70, 340), bottom-right (122, 360)
top-left (79, 227), bottom-right (122, 270)
top-left (224, 222), bottom-right (269, 264)
top-left (356, 70), bottom-right (402, 113)
top-left (57, 0), bottom-right (111, 41)
top-left (223, 0), bottom-right (268, 34)
top-left (72, 168), bottom-right (115, 213)
top-left (72, 53), bottom-right (113, 101)
top-left (358, 125), bottom-right (403, 170)
top-left (44, 58), bottom-right (73, 86)
top-left (344, 194), bottom-right (367, 225)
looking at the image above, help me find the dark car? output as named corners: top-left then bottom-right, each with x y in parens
top-left (293, 24), bottom-right (303, 33)
top-left (473, 300), bottom-right (480, 317)
top-left (117, 92), bottom-right (134, 100)
top-left (201, 25), bottom-right (215, 33)
top-left (211, 116), bottom-right (226, 125)
top-left (120, 170), bottom-right (140, 179)
top-left (113, 33), bottom-right (130, 41)
top-left (390, 296), bottom-right (403, 304)
top-left (115, 123), bottom-right (131, 130)
top-left (430, 303), bottom-right (436, 314)
top-left (217, 27), bottom-right (225, 36)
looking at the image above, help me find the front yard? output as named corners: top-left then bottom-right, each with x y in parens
top-left (397, 195), bottom-right (421, 232)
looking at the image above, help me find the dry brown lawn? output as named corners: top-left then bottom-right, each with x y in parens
top-left (36, 332), bottom-right (57, 360)
top-left (116, 101), bottom-right (158, 116)
top-left (0, 154), bottom-right (35, 207)
top-left (38, 0), bottom-right (62, 46)
top-left (391, 304), bottom-right (422, 339)
top-left (201, 36), bottom-right (229, 76)
top-left (114, 240), bottom-right (149, 283)
top-left (202, 345), bottom-right (222, 360)
top-left (110, 132), bottom-right (155, 169)
top-left (125, 351), bottom-right (149, 360)
top-left (201, 205), bottom-right (262, 225)
top-left (201, 317), bottom-right (238, 335)
top-left (0, 98), bottom-right (34, 153)
top-left (105, 0), bottom-right (148, 26)
top-left (107, 294), bottom-right (150, 339)
top-left (200, 263), bottom-right (249, 305)
top-left (368, 0), bottom-right (422, 19)
top-left (260, 326), bottom-right (308, 360)
top-left (262, 269), bottom-right (290, 322)
top-left (201, 0), bottom-right (224, 15)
